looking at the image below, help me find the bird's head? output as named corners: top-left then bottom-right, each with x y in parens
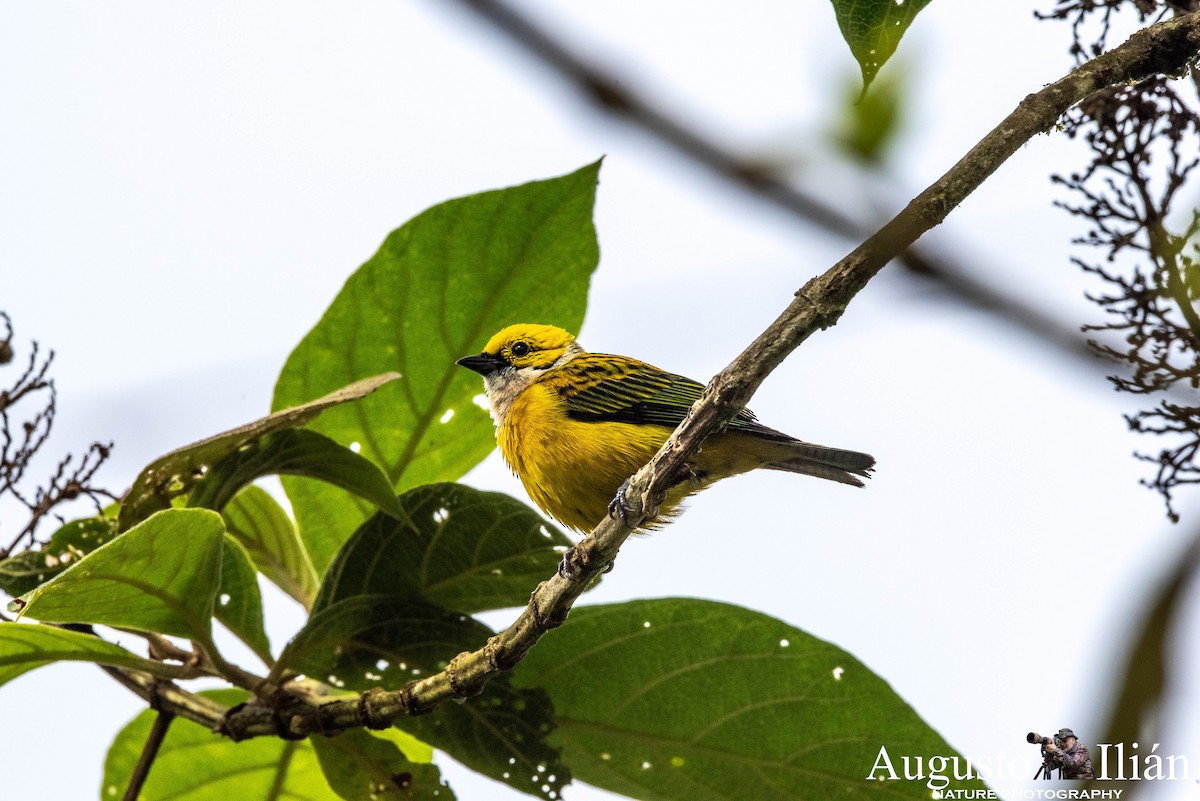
top-left (456, 324), bottom-right (584, 421)
top-left (457, 324), bottom-right (581, 375)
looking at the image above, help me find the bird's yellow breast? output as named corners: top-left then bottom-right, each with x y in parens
top-left (498, 379), bottom-right (672, 532)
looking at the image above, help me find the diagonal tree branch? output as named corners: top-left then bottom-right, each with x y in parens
top-left (449, 0), bottom-right (856, 233)
top-left (447, 0), bottom-right (1102, 369)
top-left (104, 10), bottom-right (1200, 740)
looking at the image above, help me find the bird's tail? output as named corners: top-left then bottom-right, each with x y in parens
top-left (765, 442), bottom-right (875, 487)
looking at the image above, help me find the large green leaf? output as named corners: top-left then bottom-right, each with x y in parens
top-left (120, 373), bottom-right (400, 531)
top-left (0, 515), bottom-right (118, 597)
top-left (276, 595), bottom-right (569, 799)
top-left (222, 485), bottom-right (319, 609)
top-left (0, 622), bottom-right (175, 687)
top-left (829, 0), bottom-right (932, 94)
top-left (311, 728), bottom-right (453, 801)
top-left (315, 483), bottom-right (573, 615)
top-left (273, 162), bottom-right (601, 576)
top-left (513, 598), bottom-right (986, 801)
top-left (14, 508), bottom-right (224, 641)
top-left (215, 536), bottom-right (272, 663)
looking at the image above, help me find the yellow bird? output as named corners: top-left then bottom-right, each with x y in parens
top-left (457, 324), bottom-right (874, 533)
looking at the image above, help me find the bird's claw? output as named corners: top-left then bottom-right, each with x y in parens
top-left (558, 546), bottom-right (582, 581)
top-left (608, 478), bottom-right (635, 527)
top-left (556, 479), bottom-right (641, 581)
top-left (557, 544), bottom-right (614, 581)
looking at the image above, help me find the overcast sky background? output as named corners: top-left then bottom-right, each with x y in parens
top-left (3, 2), bottom-right (1199, 800)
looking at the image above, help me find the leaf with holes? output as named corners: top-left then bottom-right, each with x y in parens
top-left (276, 595), bottom-right (570, 799)
top-left (119, 373), bottom-right (400, 531)
top-left (314, 483), bottom-right (573, 615)
top-left (312, 728), bottom-right (453, 801)
top-left (275, 595), bottom-right (474, 687)
top-left (223, 485), bottom-right (319, 609)
top-left (14, 508), bottom-right (224, 641)
top-left (830, 0), bottom-right (932, 94)
top-left (400, 674), bottom-right (569, 801)
top-left (0, 515), bottom-right (118, 597)
top-left (512, 598), bottom-right (987, 801)
top-left (273, 162), bottom-right (601, 576)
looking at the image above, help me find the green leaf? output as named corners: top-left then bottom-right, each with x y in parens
top-left (384, 728), bottom-right (436, 765)
top-left (103, 689), bottom-right (340, 801)
top-left (0, 622), bottom-right (171, 687)
top-left (513, 598), bottom-right (986, 801)
top-left (215, 536), bottom-right (272, 663)
top-left (1095, 532), bottom-right (1200, 796)
top-left (223, 485), bottom-right (319, 609)
top-left (0, 515), bottom-right (118, 596)
top-left (831, 64), bottom-right (906, 164)
top-left (120, 373), bottom-right (400, 531)
top-left (276, 595), bottom-right (569, 799)
top-left (15, 508), bottom-right (224, 641)
top-left (311, 728), bottom-right (454, 801)
top-left (829, 0), bottom-right (932, 95)
top-left (274, 162), bottom-right (601, 576)
top-left (315, 483), bottom-right (573, 615)
top-left (188, 428), bottom-right (406, 522)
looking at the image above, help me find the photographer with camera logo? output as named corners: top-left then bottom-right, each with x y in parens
top-left (1027, 728), bottom-right (1094, 780)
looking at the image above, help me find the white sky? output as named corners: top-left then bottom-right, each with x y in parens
top-left (3, 2), bottom-right (1198, 800)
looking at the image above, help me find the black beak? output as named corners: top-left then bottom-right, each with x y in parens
top-left (456, 353), bottom-right (508, 376)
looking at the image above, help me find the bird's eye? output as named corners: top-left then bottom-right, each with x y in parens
top-left (510, 341), bottom-right (531, 357)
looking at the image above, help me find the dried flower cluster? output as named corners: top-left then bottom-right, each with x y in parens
top-left (1036, 0), bottom-right (1160, 63)
top-left (0, 312), bottom-right (114, 557)
top-left (1044, 0), bottom-right (1200, 520)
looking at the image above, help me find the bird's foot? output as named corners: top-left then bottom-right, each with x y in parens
top-left (557, 544), bottom-right (614, 581)
top-left (558, 546), bottom-right (582, 581)
top-left (608, 478), bottom-right (636, 527)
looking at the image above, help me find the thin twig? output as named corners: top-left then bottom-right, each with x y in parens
top-left (122, 708), bottom-right (175, 801)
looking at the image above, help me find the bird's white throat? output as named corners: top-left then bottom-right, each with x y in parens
top-left (482, 366), bottom-right (533, 427)
top-left (480, 341), bottom-right (584, 427)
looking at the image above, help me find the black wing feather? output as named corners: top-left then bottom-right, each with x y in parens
top-left (557, 354), bottom-right (776, 436)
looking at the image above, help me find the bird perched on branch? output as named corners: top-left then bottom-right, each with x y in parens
top-left (457, 323), bottom-right (874, 533)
